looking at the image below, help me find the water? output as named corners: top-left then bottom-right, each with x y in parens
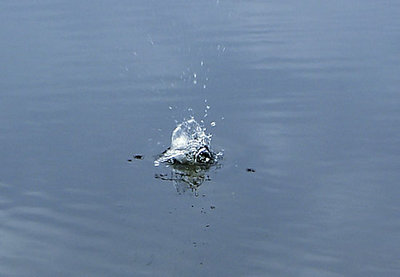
top-left (1, 0), bottom-right (399, 276)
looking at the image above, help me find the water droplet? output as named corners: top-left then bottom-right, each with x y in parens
top-left (203, 85), bottom-right (206, 89)
top-left (193, 80), bottom-right (197, 84)
top-left (168, 106), bottom-right (172, 110)
top-left (193, 73), bottom-right (197, 78)
top-left (200, 61), bottom-right (204, 66)
top-left (206, 105), bottom-right (210, 109)
top-left (211, 122), bottom-right (216, 127)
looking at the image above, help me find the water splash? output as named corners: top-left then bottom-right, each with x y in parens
top-left (155, 118), bottom-right (221, 166)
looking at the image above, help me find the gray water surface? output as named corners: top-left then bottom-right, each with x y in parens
top-left (1, 0), bottom-right (400, 276)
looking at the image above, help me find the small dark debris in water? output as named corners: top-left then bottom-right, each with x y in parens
top-left (154, 173), bottom-right (168, 178)
top-left (127, 159), bottom-right (132, 162)
top-left (200, 262), bottom-right (203, 265)
top-left (205, 224), bottom-right (210, 228)
top-left (191, 205), bottom-right (194, 207)
top-left (154, 173), bottom-right (171, 180)
top-left (202, 194), bottom-right (206, 197)
top-left (246, 168), bottom-right (256, 172)
top-left (210, 206), bottom-right (215, 209)
top-left (134, 155), bottom-right (144, 160)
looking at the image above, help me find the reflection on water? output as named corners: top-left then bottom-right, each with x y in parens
top-left (155, 164), bottom-right (220, 195)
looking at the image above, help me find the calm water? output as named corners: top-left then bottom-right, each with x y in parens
top-left (1, 0), bottom-right (400, 276)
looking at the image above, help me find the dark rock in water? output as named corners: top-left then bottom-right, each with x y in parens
top-left (134, 155), bottom-right (144, 160)
top-left (127, 159), bottom-right (132, 162)
top-left (246, 168), bottom-right (256, 172)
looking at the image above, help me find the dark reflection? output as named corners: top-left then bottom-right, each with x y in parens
top-left (155, 164), bottom-right (218, 195)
